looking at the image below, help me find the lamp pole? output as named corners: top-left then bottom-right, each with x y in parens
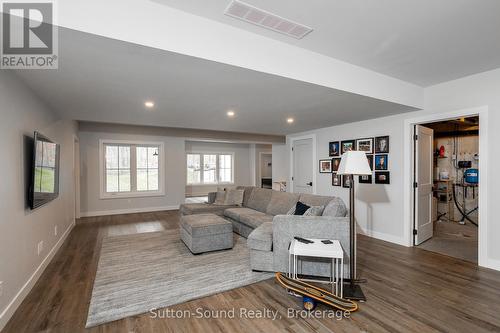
top-left (343, 174), bottom-right (366, 301)
top-left (337, 151), bottom-right (370, 301)
top-left (350, 174), bottom-right (356, 280)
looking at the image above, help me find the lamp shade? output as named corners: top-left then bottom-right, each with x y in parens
top-left (337, 151), bottom-right (372, 175)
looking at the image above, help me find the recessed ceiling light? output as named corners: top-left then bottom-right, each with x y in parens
top-left (144, 101), bottom-right (155, 108)
top-left (287, 117), bottom-right (294, 124)
top-left (227, 110), bottom-right (235, 117)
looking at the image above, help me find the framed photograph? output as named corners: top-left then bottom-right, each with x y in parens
top-left (329, 141), bottom-right (340, 156)
top-left (341, 140), bottom-right (356, 154)
top-left (342, 175), bottom-right (352, 188)
top-left (375, 154), bottom-right (389, 170)
top-left (375, 136), bottom-right (390, 153)
top-left (332, 158), bottom-right (341, 172)
top-left (332, 172), bottom-right (341, 186)
top-left (319, 159), bottom-right (332, 173)
top-left (366, 154), bottom-right (374, 171)
top-left (359, 174), bottom-right (372, 184)
top-left (356, 138), bottom-right (373, 154)
top-left (375, 171), bottom-right (390, 184)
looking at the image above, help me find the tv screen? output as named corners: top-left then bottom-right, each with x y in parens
top-left (29, 131), bottom-right (60, 209)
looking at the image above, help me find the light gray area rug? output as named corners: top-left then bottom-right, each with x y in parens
top-left (86, 230), bottom-right (272, 327)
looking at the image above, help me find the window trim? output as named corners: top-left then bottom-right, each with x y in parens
top-left (99, 139), bottom-right (165, 199)
top-left (186, 151), bottom-right (235, 186)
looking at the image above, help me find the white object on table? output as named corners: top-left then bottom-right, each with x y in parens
top-left (288, 239), bottom-right (344, 297)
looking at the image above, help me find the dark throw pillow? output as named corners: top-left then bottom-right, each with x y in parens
top-left (294, 201), bottom-right (310, 216)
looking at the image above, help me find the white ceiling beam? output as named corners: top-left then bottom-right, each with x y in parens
top-left (59, 0), bottom-right (423, 109)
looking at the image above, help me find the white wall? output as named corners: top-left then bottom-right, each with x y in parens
top-left (287, 115), bottom-right (408, 245)
top-left (185, 141), bottom-right (254, 196)
top-left (272, 144), bottom-right (288, 184)
top-left (79, 131), bottom-right (185, 216)
top-left (283, 68), bottom-right (500, 271)
top-left (0, 72), bottom-right (78, 329)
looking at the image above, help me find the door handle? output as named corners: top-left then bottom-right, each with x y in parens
top-left (306, 182), bottom-right (313, 186)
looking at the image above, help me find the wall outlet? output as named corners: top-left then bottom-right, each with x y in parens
top-left (0, 281), bottom-right (3, 297)
top-left (37, 241), bottom-right (44, 256)
top-left (54, 225), bottom-right (58, 236)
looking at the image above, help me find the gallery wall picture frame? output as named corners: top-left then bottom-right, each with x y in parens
top-left (359, 174), bottom-right (372, 184)
top-left (356, 138), bottom-right (374, 154)
top-left (341, 140), bottom-right (356, 154)
top-left (332, 157), bottom-right (341, 172)
top-left (319, 159), bottom-right (333, 173)
top-left (375, 136), bottom-right (390, 153)
top-left (332, 172), bottom-right (341, 186)
top-left (366, 154), bottom-right (374, 171)
top-left (342, 175), bottom-right (351, 188)
top-left (375, 171), bottom-right (390, 184)
top-left (375, 154), bottom-right (389, 170)
top-left (329, 141), bottom-right (340, 156)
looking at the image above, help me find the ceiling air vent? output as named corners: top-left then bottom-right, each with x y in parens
top-left (224, 1), bottom-right (313, 39)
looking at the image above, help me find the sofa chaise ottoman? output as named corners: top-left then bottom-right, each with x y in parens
top-left (180, 213), bottom-right (233, 254)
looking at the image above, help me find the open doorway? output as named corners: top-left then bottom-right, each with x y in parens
top-left (259, 152), bottom-right (272, 188)
top-left (413, 116), bottom-right (479, 263)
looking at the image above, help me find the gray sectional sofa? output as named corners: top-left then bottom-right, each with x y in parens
top-left (180, 186), bottom-right (350, 278)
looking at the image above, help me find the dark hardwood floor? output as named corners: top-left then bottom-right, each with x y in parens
top-left (3, 211), bottom-right (500, 333)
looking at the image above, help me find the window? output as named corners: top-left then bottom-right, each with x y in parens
top-left (136, 147), bottom-right (159, 191)
top-left (186, 153), bottom-right (234, 185)
top-left (105, 145), bottom-right (131, 192)
top-left (203, 154), bottom-right (217, 183)
top-left (186, 154), bottom-right (201, 184)
top-left (219, 154), bottom-right (232, 183)
top-left (100, 140), bottom-right (164, 198)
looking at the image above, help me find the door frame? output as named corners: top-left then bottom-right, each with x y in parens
top-left (73, 135), bottom-right (81, 220)
top-left (289, 134), bottom-right (317, 194)
top-left (403, 106), bottom-right (488, 267)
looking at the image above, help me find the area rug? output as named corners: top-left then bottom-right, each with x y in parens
top-left (86, 230), bottom-right (272, 327)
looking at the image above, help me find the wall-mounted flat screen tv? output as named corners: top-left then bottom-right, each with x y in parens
top-left (29, 131), bottom-right (60, 209)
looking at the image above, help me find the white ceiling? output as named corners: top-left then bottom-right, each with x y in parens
top-left (154, 0), bottom-right (500, 86)
top-left (15, 29), bottom-right (416, 136)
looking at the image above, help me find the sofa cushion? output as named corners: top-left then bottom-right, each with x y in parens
top-left (322, 197), bottom-right (348, 217)
top-left (246, 188), bottom-right (273, 212)
top-left (304, 206), bottom-right (325, 216)
top-left (180, 203), bottom-right (237, 216)
top-left (224, 189), bottom-right (244, 206)
top-left (239, 214), bottom-right (274, 229)
top-left (247, 222), bottom-right (273, 251)
top-left (224, 207), bottom-right (265, 221)
top-left (298, 193), bottom-right (335, 207)
top-left (293, 201), bottom-right (310, 215)
top-left (237, 186), bottom-right (255, 207)
top-left (180, 214), bottom-right (233, 238)
top-left (214, 191), bottom-right (226, 205)
top-left (266, 191), bottom-right (300, 216)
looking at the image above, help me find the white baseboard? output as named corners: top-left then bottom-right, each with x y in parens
top-left (481, 258), bottom-right (500, 271)
top-left (358, 226), bottom-right (408, 247)
top-left (0, 220), bottom-right (76, 331)
top-left (79, 205), bottom-right (180, 218)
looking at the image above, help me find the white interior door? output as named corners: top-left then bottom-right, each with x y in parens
top-left (414, 125), bottom-right (434, 245)
top-left (292, 138), bottom-right (313, 194)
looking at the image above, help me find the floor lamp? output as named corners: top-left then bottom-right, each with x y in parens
top-left (337, 150), bottom-right (372, 301)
